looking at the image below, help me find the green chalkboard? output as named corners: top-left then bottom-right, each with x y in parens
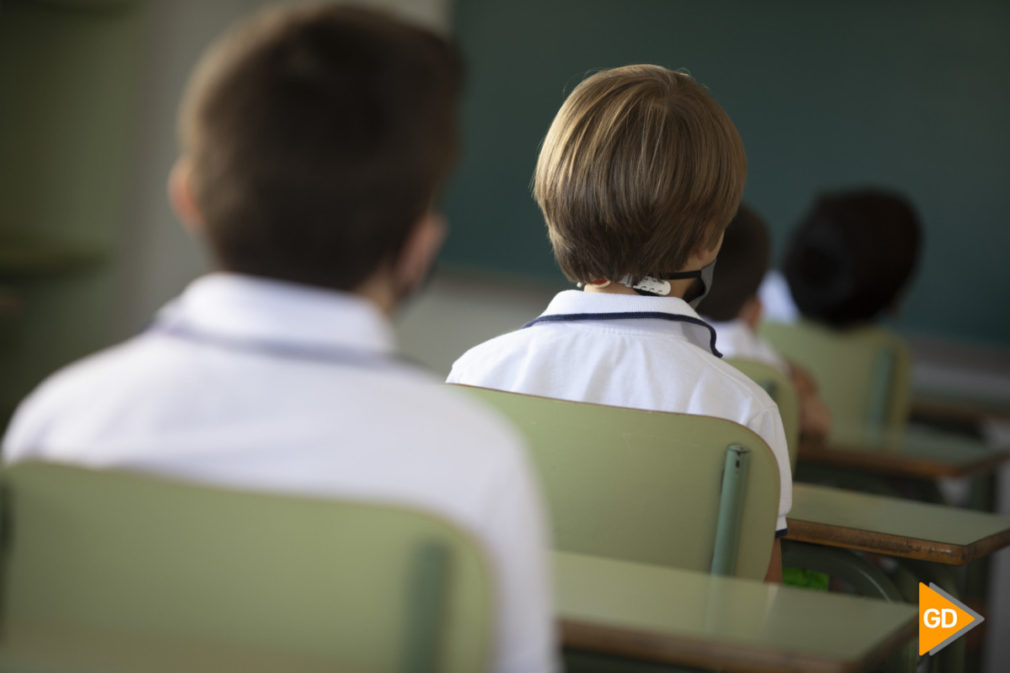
top-left (441, 0), bottom-right (1010, 346)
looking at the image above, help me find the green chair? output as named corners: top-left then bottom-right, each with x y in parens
top-left (0, 461), bottom-right (493, 673)
top-left (757, 321), bottom-right (947, 499)
top-left (455, 386), bottom-right (781, 581)
top-left (760, 320), bottom-right (911, 439)
top-left (725, 357), bottom-right (800, 473)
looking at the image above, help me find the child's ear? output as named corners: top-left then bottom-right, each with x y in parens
top-left (168, 158), bottom-right (203, 234)
top-left (395, 212), bottom-right (447, 292)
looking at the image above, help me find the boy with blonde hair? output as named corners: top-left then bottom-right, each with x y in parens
top-left (4, 6), bottom-right (555, 670)
top-left (449, 65), bottom-right (792, 580)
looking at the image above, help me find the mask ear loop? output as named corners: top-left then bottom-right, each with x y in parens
top-left (659, 261), bottom-right (716, 308)
top-left (658, 270), bottom-right (703, 280)
top-left (619, 275), bottom-right (672, 296)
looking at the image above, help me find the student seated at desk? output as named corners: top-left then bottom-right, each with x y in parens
top-left (760, 189), bottom-right (922, 328)
top-left (1, 6), bottom-right (555, 672)
top-left (697, 205), bottom-right (832, 441)
top-left (447, 65), bottom-right (792, 582)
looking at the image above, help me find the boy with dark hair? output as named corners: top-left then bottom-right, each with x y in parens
top-left (449, 65), bottom-right (792, 581)
top-left (698, 205), bottom-right (831, 439)
top-left (698, 205), bottom-right (778, 346)
top-left (770, 189), bottom-right (922, 328)
top-left (3, 6), bottom-right (555, 671)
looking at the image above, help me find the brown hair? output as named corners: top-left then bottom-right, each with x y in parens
top-left (533, 65), bottom-right (746, 283)
top-left (179, 4), bottom-right (461, 290)
top-left (696, 204), bottom-right (770, 321)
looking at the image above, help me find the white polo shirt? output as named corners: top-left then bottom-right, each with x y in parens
top-left (758, 270), bottom-right (800, 324)
top-left (3, 273), bottom-right (556, 673)
top-left (709, 318), bottom-right (789, 374)
top-left (448, 290), bottom-right (792, 534)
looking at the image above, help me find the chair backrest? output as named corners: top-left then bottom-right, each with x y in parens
top-left (726, 358), bottom-right (800, 472)
top-left (455, 386), bottom-right (780, 581)
top-left (0, 462), bottom-right (493, 673)
top-left (759, 321), bottom-right (911, 438)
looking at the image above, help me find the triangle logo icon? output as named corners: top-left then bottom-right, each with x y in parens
top-left (919, 582), bottom-right (984, 656)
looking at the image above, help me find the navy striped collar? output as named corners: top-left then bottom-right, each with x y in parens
top-left (522, 291), bottom-right (722, 357)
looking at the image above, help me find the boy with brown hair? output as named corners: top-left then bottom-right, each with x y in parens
top-left (698, 205), bottom-right (832, 440)
top-left (4, 5), bottom-right (555, 670)
top-left (448, 65), bottom-right (792, 581)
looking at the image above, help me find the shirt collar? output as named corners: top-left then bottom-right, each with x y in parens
top-left (542, 289), bottom-right (703, 318)
top-left (155, 273), bottom-right (396, 355)
top-left (536, 290), bottom-right (719, 355)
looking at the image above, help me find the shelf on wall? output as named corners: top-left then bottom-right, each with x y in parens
top-left (0, 245), bottom-right (107, 278)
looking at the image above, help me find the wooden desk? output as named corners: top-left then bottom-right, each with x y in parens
top-left (911, 396), bottom-right (1010, 425)
top-left (786, 483), bottom-right (1010, 565)
top-left (798, 425), bottom-right (1010, 479)
top-left (554, 552), bottom-right (917, 673)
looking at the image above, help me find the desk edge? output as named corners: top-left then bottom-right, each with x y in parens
top-left (785, 519), bottom-right (1010, 564)
top-left (559, 613), bottom-right (917, 673)
top-left (797, 445), bottom-right (1010, 479)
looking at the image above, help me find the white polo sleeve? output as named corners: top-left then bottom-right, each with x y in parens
top-left (748, 405), bottom-right (793, 535)
top-left (2, 381), bottom-right (59, 463)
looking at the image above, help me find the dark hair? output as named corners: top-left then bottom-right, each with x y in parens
top-left (180, 4), bottom-right (462, 290)
top-left (782, 189), bottom-right (922, 329)
top-left (534, 65), bottom-right (746, 283)
top-left (696, 204), bottom-right (770, 321)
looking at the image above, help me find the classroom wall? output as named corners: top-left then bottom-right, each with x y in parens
top-left (0, 0), bottom-right (148, 423)
top-left (441, 0), bottom-right (1010, 347)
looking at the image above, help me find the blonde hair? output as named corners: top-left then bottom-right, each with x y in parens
top-left (533, 65), bottom-right (746, 283)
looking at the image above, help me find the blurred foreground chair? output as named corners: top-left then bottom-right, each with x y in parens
top-left (454, 386), bottom-right (781, 581)
top-left (0, 461), bottom-right (493, 673)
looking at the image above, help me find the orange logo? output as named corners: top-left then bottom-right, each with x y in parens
top-left (919, 582), bottom-right (984, 656)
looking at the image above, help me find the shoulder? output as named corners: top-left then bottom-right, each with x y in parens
top-left (358, 366), bottom-right (534, 480)
top-left (698, 353), bottom-right (781, 417)
top-left (446, 329), bottom-right (534, 383)
top-left (2, 337), bottom-right (155, 459)
top-left (413, 379), bottom-right (527, 452)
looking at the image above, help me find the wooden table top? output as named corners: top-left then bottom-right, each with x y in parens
top-left (798, 425), bottom-right (1010, 479)
top-left (554, 552), bottom-right (917, 673)
top-left (786, 483), bottom-right (1010, 564)
top-left (911, 396), bottom-right (1010, 424)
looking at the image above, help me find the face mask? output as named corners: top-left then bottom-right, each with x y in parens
top-left (661, 259), bottom-right (717, 309)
